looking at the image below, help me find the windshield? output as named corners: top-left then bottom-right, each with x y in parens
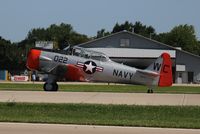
top-left (72, 47), bottom-right (109, 62)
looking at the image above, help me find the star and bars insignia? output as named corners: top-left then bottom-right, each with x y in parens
top-left (76, 61), bottom-right (104, 74)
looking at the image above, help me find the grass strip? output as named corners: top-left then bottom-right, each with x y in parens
top-left (0, 83), bottom-right (200, 94)
top-left (0, 102), bottom-right (200, 128)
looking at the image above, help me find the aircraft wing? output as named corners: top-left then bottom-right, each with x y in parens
top-left (39, 55), bottom-right (85, 81)
top-left (39, 55), bottom-right (58, 73)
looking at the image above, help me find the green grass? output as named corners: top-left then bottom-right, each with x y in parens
top-left (0, 102), bottom-right (200, 128)
top-left (0, 83), bottom-right (200, 94)
top-left (0, 83), bottom-right (42, 90)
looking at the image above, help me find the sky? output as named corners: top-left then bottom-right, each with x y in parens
top-left (0, 0), bottom-right (200, 42)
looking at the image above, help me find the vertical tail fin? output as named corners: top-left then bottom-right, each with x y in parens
top-left (146, 53), bottom-right (173, 87)
top-left (158, 53), bottom-right (173, 87)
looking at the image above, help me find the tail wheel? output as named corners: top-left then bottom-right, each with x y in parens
top-left (44, 82), bottom-right (58, 91)
top-left (147, 89), bottom-right (153, 93)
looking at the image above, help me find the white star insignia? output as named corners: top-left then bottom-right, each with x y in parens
top-left (85, 62), bottom-right (96, 73)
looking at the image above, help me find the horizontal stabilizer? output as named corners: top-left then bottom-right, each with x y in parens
top-left (137, 70), bottom-right (159, 77)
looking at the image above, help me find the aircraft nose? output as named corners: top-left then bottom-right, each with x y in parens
top-left (26, 49), bottom-right (41, 70)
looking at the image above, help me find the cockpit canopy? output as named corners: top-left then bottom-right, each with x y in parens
top-left (72, 47), bottom-right (110, 62)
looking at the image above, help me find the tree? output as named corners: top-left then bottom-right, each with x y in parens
top-left (133, 21), bottom-right (156, 38)
top-left (156, 24), bottom-right (200, 55)
top-left (110, 21), bottom-right (156, 38)
top-left (112, 21), bottom-right (133, 33)
top-left (26, 23), bottom-right (89, 49)
top-left (0, 37), bottom-right (13, 70)
top-left (96, 29), bottom-right (110, 38)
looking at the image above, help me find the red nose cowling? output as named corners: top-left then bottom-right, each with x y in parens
top-left (26, 49), bottom-right (41, 70)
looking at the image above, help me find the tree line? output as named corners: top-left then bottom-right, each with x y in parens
top-left (0, 21), bottom-right (200, 71)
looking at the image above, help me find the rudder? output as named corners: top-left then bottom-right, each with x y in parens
top-left (145, 52), bottom-right (173, 87)
top-left (158, 53), bottom-right (173, 87)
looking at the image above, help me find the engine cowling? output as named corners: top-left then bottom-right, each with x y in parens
top-left (26, 49), bottom-right (41, 70)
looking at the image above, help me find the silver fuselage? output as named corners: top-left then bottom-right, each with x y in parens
top-left (39, 49), bottom-right (157, 86)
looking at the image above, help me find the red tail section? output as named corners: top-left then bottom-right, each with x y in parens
top-left (158, 53), bottom-right (173, 87)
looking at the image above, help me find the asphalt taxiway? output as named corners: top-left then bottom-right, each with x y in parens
top-left (0, 91), bottom-right (200, 105)
top-left (0, 122), bottom-right (200, 134)
top-left (1, 90), bottom-right (200, 133)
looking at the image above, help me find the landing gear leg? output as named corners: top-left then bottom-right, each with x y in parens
top-left (43, 74), bottom-right (58, 91)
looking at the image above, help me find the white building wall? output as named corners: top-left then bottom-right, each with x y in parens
top-left (87, 48), bottom-right (176, 58)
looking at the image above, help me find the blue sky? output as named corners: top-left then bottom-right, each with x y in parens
top-left (0, 0), bottom-right (200, 42)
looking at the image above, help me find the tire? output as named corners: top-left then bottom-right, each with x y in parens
top-left (53, 82), bottom-right (58, 91)
top-left (44, 82), bottom-right (58, 91)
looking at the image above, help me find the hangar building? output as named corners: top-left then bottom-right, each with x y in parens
top-left (78, 31), bottom-right (200, 84)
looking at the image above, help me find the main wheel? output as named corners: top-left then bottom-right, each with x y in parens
top-left (44, 82), bottom-right (58, 91)
top-left (53, 82), bottom-right (58, 91)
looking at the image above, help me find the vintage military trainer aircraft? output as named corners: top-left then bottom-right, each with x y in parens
top-left (26, 46), bottom-right (172, 93)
